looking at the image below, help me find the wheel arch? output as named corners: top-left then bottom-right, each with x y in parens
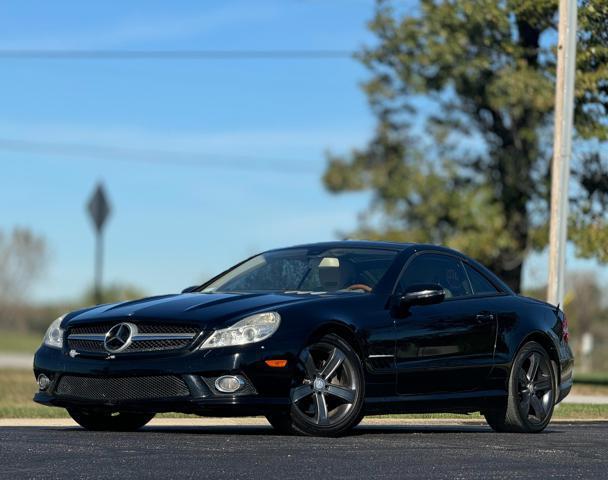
top-left (307, 321), bottom-right (365, 363)
top-left (515, 331), bottom-right (561, 381)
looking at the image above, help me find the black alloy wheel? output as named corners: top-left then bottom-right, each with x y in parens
top-left (516, 350), bottom-right (555, 425)
top-left (266, 334), bottom-right (364, 436)
top-left (484, 341), bottom-right (556, 433)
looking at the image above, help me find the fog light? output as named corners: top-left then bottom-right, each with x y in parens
top-left (215, 375), bottom-right (245, 393)
top-left (37, 374), bottom-right (50, 391)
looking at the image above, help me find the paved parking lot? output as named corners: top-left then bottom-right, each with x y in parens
top-left (1, 421), bottom-right (606, 479)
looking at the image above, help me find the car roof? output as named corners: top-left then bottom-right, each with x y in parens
top-left (268, 240), bottom-right (466, 254)
top-left (270, 240), bottom-right (413, 252)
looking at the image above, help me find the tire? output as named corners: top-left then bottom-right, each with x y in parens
top-left (266, 410), bottom-right (365, 435)
top-left (68, 409), bottom-right (155, 431)
top-left (484, 341), bottom-right (556, 433)
top-left (274, 333), bottom-right (365, 437)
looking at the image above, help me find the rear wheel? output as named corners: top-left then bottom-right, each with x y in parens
top-left (484, 341), bottom-right (556, 433)
top-left (267, 334), bottom-right (364, 437)
top-left (68, 409), bottom-right (155, 431)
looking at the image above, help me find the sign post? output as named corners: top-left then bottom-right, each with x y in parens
top-left (87, 183), bottom-right (111, 304)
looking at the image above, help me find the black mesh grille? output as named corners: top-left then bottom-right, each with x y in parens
top-left (67, 338), bottom-right (194, 354)
top-left (55, 375), bottom-right (190, 401)
top-left (123, 339), bottom-right (192, 351)
top-left (69, 323), bottom-right (198, 335)
top-left (68, 339), bottom-right (106, 353)
top-left (68, 323), bottom-right (114, 335)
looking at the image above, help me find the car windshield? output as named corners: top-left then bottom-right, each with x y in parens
top-left (201, 247), bottom-right (398, 294)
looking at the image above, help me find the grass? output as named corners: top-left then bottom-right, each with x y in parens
top-left (552, 403), bottom-right (608, 419)
top-left (0, 370), bottom-right (68, 418)
top-left (571, 382), bottom-right (608, 396)
top-left (1, 369), bottom-right (607, 420)
top-left (574, 372), bottom-right (608, 386)
top-left (0, 330), bottom-right (42, 355)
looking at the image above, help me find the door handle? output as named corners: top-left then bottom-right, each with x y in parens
top-left (476, 313), bottom-right (494, 322)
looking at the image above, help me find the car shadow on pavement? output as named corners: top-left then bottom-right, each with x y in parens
top-left (56, 424), bottom-right (495, 436)
top-left (31, 423), bottom-right (566, 436)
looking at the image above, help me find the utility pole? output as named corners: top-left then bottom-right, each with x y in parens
top-left (87, 182), bottom-right (111, 304)
top-left (547, 0), bottom-right (577, 307)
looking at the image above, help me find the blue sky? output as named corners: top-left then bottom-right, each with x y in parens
top-left (0, 0), bottom-right (603, 302)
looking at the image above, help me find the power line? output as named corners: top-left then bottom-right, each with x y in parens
top-left (0, 49), bottom-right (354, 60)
top-left (0, 138), bottom-right (319, 174)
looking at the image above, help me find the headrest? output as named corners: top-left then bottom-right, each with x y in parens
top-left (318, 257), bottom-right (356, 291)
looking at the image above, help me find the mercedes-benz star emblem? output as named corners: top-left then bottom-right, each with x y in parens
top-left (104, 322), bottom-right (137, 353)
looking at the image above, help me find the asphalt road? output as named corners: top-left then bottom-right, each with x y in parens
top-left (1, 422), bottom-right (606, 479)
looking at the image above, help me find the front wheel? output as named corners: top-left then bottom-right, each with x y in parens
top-left (68, 409), bottom-right (155, 431)
top-left (267, 334), bottom-right (364, 437)
top-left (484, 341), bottom-right (556, 433)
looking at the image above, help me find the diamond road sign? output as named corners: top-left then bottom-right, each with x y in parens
top-left (87, 183), bottom-right (111, 233)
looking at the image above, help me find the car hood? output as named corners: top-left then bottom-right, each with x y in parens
top-left (64, 291), bottom-right (340, 330)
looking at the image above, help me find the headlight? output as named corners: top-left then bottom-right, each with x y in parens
top-left (43, 315), bottom-right (66, 349)
top-left (201, 312), bottom-right (281, 349)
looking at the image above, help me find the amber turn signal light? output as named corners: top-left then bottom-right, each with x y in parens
top-left (265, 359), bottom-right (288, 368)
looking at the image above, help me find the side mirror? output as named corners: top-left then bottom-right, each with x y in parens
top-left (399, 284), bottom-right (445, 309)
top-left (181, 285), bottom-right (199, 294)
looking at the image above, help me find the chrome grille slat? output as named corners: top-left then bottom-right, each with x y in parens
top-left (68, 333), bottom-right (196, 341)
top-left (66, 322), bottom-right (200, 354)
top-left (69, 323), bottom-right (198, 335)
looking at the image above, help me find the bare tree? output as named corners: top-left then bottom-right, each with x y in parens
top-left (0, 228), bottom-right (48, 330)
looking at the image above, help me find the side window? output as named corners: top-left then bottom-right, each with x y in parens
top-left (397, 254), bottom-right (472, 298)
top-left (464, 264), bottom-right (500, 295)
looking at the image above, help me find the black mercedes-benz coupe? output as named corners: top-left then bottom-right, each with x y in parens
top-left (34, 241), bottom-right (573, 436)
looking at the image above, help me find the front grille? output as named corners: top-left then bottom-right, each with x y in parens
top-left (70, 323), bottom-right (198, 335)
top-left (68, 339), bottom-right (106, 353)
top-left (55, 375), bottom-right (190, 401)
top-left (66, 322), bottom-right (200, 354)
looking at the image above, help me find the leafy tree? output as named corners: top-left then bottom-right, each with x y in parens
top-left (324, 0), bottom-right (608, 291)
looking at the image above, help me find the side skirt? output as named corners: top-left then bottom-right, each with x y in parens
top-left (362, 389), bottom-right (507, 415)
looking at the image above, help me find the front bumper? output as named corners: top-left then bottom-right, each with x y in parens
top-left (33, 342), bottom-right (296, 415)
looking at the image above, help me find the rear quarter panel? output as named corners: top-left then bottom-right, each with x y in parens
top-left (486, 295), bottom-right (571, 391)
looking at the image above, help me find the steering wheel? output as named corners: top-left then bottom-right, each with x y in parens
top-left (345, 284), bottom-right (372, 293)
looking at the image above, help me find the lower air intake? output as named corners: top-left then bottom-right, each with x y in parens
top-left (55, 375), bottom-right (190, 401)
